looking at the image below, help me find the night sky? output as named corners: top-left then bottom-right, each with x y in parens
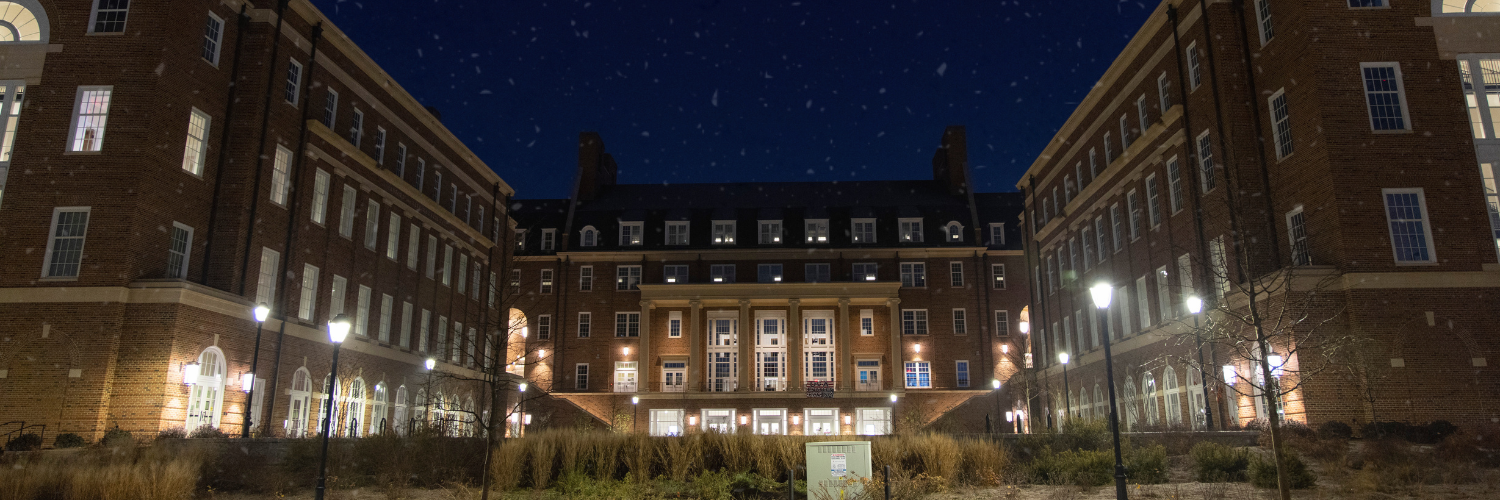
top-left (309, 0), bottom-right (1156, 199)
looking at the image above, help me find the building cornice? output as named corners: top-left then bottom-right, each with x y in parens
top-left (515, 247), bottom-right (1021, 262)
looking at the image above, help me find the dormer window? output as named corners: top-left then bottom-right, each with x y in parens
top-left (852, 219), bottom-right (876, 243)
top-left (989, 223), bottom-right (1005, 246)
top-left (805, 219), bottom-right (829, 243)
top-left (899, 218), bottom-right (923, 242)
top-left (759, 220), bottom-right (782, 244)
top-left (580, 226), bottom-right (598, 247)
top-left (514, 229), bottom-right (525, 251)
top-left (620, 222), bottom-right (643, 246)
top-left (945, 221), bottom-right (963, 242)
top-left (541, 229), bottom-right (556, 251)
top-left (666, 221), bottom-right (689, 245)
top-left (713, 220), bottom-right (736, 245)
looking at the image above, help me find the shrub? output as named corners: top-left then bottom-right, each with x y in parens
top-left (52, 433), bottom-right (87, 449)
top-left (187, 425), bottom-right (227, 439)
top-left (1028, 448), bottom-right (1113, 487)
top-left (3, 433), bottom-right (41, 451)
top-left (102, 428), bottom-right (134, 447)
top-left (1317, 421), bottom-right (1353, 440)
top-left (1248, 450), bottom-right (1316, 489)
top-left (1361, 421), bottom-right (1409, 440)
top-left (1190, 441), bottom-right (1249, 482)
top-left (156, 427), bottom-right (186, 440)
top-left (1125, 444), bottom-right (1168, 484)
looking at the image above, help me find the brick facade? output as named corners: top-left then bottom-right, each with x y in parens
top-left (1023, 0), bottom-right (1500, 432)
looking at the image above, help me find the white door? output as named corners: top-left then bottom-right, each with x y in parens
top-left (857, 361), bottom-right (881, 391)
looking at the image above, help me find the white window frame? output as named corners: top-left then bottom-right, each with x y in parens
top-left (578, 312), bottom-right (592, 338)
top-left (945, 221), bottom-right (963, 242)
top-left (350, 108), bottom-right (364, 147)
top-left (759, 220), bottom-right (783, 244)
top-left (330, 275), bottom-right (347, 316)
top-left (1360, 62), bottom-right (1412, 132)
top-left (899, 262), bottom-right (926, 288)
top-left (579, 265), bottom-right (594, 291)
top-left (364, 200), bottom-right (381, 250)
top-left (665, 221), bottom-right (689, 245)
top-left (898, 218), bottom-right (923, 242)
top-left (1157, 266), bottom-right (1173, 321)
top-left (860, 309), bottom-right (874, 336)
top-left (852, 218), bottom-right (876, 243)
top-left (1268, 88), bottom-right (1293, 160)
top-left (1127, 190), bottom-right (1142, 240)
top-left (541, 228), bottom-right (557, 251)
top-left (1120, 115), bottom-right (1131, 148)
top-left (400, 302), bottom-right (413, 347)
top-left (949, 261), bottom-right (964, 287)
top-left (1145, 174), bottom-right (1162, 228)
top-left (323, 90), bottom-right (338, 129)
top-left (991, 263), bottom-right (1006, 290)
top-left (1166, 157), bottom-right (1184, 214)
top-left (989, 222), bottom-right (1005, 246)
top-left (284, 59), bottom-right (302, 105)
top-left (1137, 95), bottom-right (1149, 134)
top-left (1136, 276), bottom-right (1152, 330)
top-left (203, 14), bottom-right (226, 64)
top-left (1287, 205), bottom-right (1310, 266)
top-left (805, 263), bottom-right (831, 283)
top-left (805, 219), bottom-right (829, 243)
top-left (379, 294), bottom-right (393, 342)
top-left (712, 220), bottom-right (736, 245)
top-left (1197, 130), bottom-right (1216, 192)
top-left (1382, 187), bottom-right (1438, 264)
top-left (355, 285), bottom-right (372, 337)
top-left (537, 314), bottom-right (553, 340)
top-left (901, 309), bottom-right (928, 336)
top-left (668, 311), bottom-right (682, 338)
top-left (268, 145), bottom-right (292, 205)
top-left (441, 244), bottom-right (453, 286)
top-left (338, 185), bottom-right (357, 239)
top-left (904, 361), bottom-right (932, 389)
top-left (386, 214), bottom-right (402, 261)
top-left (67, 86), bottom-right (113, 152)
top-left (311, 169), bottom-right (330, 224)
top-left (994, 310), bottom-right (1009, 336)
top-left (955, 360), bottom-right (970, 388)
top-left (88, 0), bottom-right (130, 34)
top-left (619, 221), bottom-right (643, 246)
top-left (540, 269), bottom-right (555, 293)
top-left (710, 264), bottom-right (735, 283)
top-left (298, 264), bottom-right (319, 321)
top-left (1254, 0), bottom-right (1274, 45)
top-left (252, 247), bottom-right (278, 306)
top-left (580, 225), bottom-right (598, 247)
top-left (663, 265), bottom-right (688, 284)
top-left (853, 262), bottom-right (877, 282)
top-left (1158, 71), bottom-right (1171, 112)
top-left (757, 263), bottom-right (783, 283)
top-left (182, 108), bottom-right (211, 175)
top-left (166, 222), bottom-right (193, 279)
top-left (617, 265), bottom-right (642, 290)
top-left (615, 312), bottom-right (641, 338)
top-left (1185, 42), bottom-right (1205, 90)
top-left (374, 127), bottom-right (386, 165)
top-left (575, 363), bottom-right (590, 390)
top-left (952, 309), bottom-right (967, 335)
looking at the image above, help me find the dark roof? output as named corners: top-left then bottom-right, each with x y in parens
top-left (577, 180), bottom-right (968, 211)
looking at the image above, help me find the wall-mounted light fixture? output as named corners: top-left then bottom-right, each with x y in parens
top-left (623, 347), bottom-right (631, 356)
top-left (182, 362), bottom-right (201, 385)
top-left (240, 373), bottom-right (254, 392)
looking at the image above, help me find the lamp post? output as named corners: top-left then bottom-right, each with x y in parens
top-left (424, 358), bottom-right (435, 435)
top-left (1186, 297), bottom-right (1214, 430)
top-left (1058, 352), bottom-right (1072, 423)
top-left (991, 379), bottom-right (1005, 433)
top-left (1017, 320), bottom-right (1031, 433)
top-left (241, 303), bottom-right (271, 439)
top-left (631, 396), bottom-right (639, 433)
top-left (518, 382), bottom-right (528, 437)
top-left (1089, 284), bottom-right (1129, 500)
top-left (314, 314), bottom-right (352, 500)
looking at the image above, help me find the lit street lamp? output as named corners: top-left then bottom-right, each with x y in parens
top-left (1089, 283), bottom-right (1128, 500)
top-left (518, 382), bottom-right (528, 437)
top-left (631, 395), bottom-right (639, 433)
top-left (1186, 297), bottom-right (1215, 430)
top-left (314, 314), bottom-right (352, 500)
top-left (242, 303), bottom-right (270, 439)
top-left (1058, 352), bottom-right (1071, 422)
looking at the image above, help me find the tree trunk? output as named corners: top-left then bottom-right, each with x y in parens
top-left (479, 363), bottom-right (503, 500)
top-left (1256, 337), bottom-right (1291, 500)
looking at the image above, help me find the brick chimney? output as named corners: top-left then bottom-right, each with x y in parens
top-left (574, 131), bottom-right (618, 203)
top-left (931, 125), bottom-right (969, 197)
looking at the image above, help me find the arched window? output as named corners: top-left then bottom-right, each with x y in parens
top-left (317, 374), bottom-right (338, 436)
top-left (1186, 367), bottom-right (1206, 429)
top-left (945, 221), bottom-right (963, 242)
top-left (580, 225), bottom-right (597, 247)
top-left (185, 347), bottom-right (227, 430)
top-left (0, 2), bottom-right (47, 43)
top-left (1123, 379), bottom-right (1139, 430)
top-left (432, 391), bottom-right (446, 435)
top-left (1094, 383), bottom-right (1105, 419)
top-left (287, 368), bottom-right (312, 437)
top-left (1078, 387), bottom-right (1090, 420)
top-left (393, 385), bottom-right (408, 435)
top-left (1142, 372), bottom-right (1160, 426)
top-left (1163, 367), bottom-right (1182, 427)
top-left (346, 378), bottom-right (365, 437)
top-left (464, 397), bottom-right (476, 437)
top-left (370, 382), bottom-right (388, 435)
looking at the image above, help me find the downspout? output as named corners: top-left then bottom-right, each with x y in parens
top-left (263, 20), bottom-right (324, 435)
top-left (1199, 0), bottom-right (1252, 291)
top-left (1023, 174), bottom-right (1052, 429)
top-left (1229, 0), bottom-right (1284, 268)
top-left (1167, 4), bottom-right (1216, 308)
top-left (236, 0), bottom-right (292, 296)
top-left (199, 4), bottom-right (250, 285)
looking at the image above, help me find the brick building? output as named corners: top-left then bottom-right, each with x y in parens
top-left (1022, 0), bottom-right (1500, 431)
top-left (0, 0), bottom-right (512, 444)
top-left (508, 127), bottom-right (1033, 435)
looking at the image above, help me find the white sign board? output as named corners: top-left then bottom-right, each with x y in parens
top-left (830, 453), bottom-right (848, 478)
